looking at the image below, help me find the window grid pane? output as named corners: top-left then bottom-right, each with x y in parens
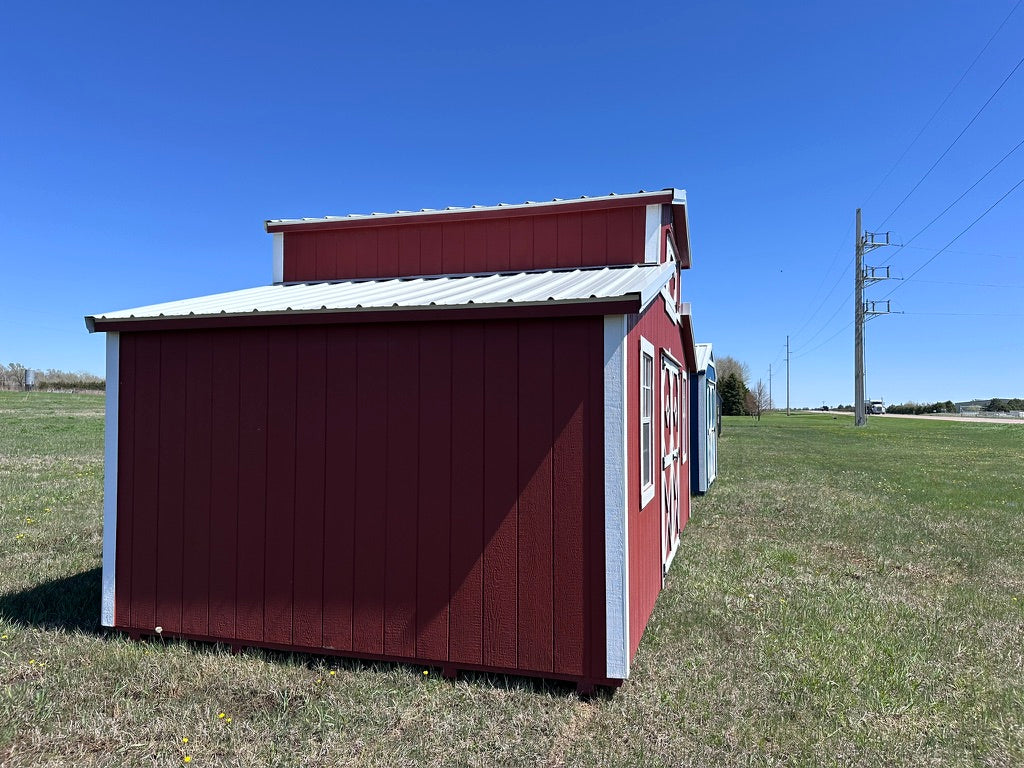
top-left (641, 350), bottom-right (653, 490)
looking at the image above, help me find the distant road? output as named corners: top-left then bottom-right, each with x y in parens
top-left (876, 413), bottom-right (1024, 425)
top-left (807, 410), bottom-right (1024, 425)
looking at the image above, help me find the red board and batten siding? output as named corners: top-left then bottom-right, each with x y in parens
top-left (625, 293), bottom-right (691, 658)
top-left (280, 208), bottom-right (647, 282)
top-left (112, 318), bottom-right (610, 683)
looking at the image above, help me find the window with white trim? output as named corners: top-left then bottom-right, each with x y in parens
top-left (640, 336), bottom-right (655, 508)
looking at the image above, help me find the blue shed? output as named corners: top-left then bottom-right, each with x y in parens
top-left (690, 343), bottom-right (718, 494)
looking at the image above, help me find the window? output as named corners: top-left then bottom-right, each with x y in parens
top-left (640, 337), bottom-right (655, 508)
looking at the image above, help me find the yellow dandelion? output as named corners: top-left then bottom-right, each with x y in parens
top-left (329, 670), bottom-right (336, 676)
top-left (226, 718), bottom-right (232, 723)
top-left (1, 635), bottom-right (7, 640)
top-left (183, 757), bottom-right (192, 764)
top-left (182, 737), bottom-right (189, 744)
top-left (423, 670), bottom-right (429, 676)
top-left (218, 712), bottom-right (225, 719)
top-left (29, 659), bottom-right (36, 665)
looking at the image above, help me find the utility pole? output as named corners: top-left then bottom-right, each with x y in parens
top-left (854, 209), bottom-right (893, 427)
top-left (786, 335), bottom-right (790, 416)
top-left (855, 209), bottom-right (865, 426)
top-left (768, 364), bottom-right (772, 411)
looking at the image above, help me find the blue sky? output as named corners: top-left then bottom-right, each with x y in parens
top-left (2, 1), bottom-right (1021, 406)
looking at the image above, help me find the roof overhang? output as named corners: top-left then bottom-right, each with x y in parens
top-left (86, 263), bottom-right (675, 333)
top-left (668, 188), bottom-right (692, 269)
top-left (695, 342), bottom-right (714, 373)
top-left (265, 189), bottom-right (681, 233)
top-left (679, 302), bottom-right (697, 370)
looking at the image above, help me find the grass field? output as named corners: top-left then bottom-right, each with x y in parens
top-left (1, 392), bottom-right (1022, 766)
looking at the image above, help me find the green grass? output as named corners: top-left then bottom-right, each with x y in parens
top-left (1, 394), bottom-right (1022, 766)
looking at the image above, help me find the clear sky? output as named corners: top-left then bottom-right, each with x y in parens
top-left (2, 1), bottom-right (1021, 407)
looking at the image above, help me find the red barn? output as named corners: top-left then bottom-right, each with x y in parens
top-left (86, 189), bottom-right (697, 692)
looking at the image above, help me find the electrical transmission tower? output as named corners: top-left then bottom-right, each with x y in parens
top-left (854, 209), bottom-right (894, 426)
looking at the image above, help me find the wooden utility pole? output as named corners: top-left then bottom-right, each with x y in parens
top-left (855, 208), bottom-right (866, 426)
top-left (768, 364), bottom-right (772, 411)
top-left (786, 335), bottom-right (790, 416)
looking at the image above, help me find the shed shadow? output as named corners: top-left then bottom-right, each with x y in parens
top-left (0, 567), bottom-right (101, 634)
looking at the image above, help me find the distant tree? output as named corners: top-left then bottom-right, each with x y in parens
top-left (3, 362), bottom-right (28, 390)
top-left (748, 380), bottom-right (769, 421)
top-left (1006, 398), bottom-right (1024, 411)
top-left (716, 356), bottom-right (750, 388)
top-left (720, 372), bottom-right (748, 416)
top-left (985, 398), bottom-right (1009, 412)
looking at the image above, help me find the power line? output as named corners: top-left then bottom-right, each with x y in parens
top-left (900, 244), bottom-right (1021, 260)
top-left (899, 310), bottom-right (1024, 317)
top-left (881, 174), bottom-right (1024, 298)
top-left (875, 52), bottom-right (1024, 230)
top-left (879, 135), bottom-right (1024, 266)
top-left (792, 319), bottom-right (853, 361)
top-left (862, 0), bottom-right (1023, 209)
top-left (788, 220), bottom-right (856, 342)
top-left (792, 291), bottom-right (851, 352)
top-left (889, 276), bottom-right (1024, 289)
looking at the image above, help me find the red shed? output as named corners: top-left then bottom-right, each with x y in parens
top-left (86, 189), bottom-right (697, 692)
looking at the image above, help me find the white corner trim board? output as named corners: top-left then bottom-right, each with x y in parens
top-left (101, 332), bottom-right (119, 627)
top-left (644, 205), bottom-right (661, 264)
top-left (272, 232), bottom-right (284, 284)
top-left (604, 315), bottom-right (630, 680)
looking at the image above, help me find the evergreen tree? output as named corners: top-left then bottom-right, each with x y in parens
top-left (720, 372), bottom-right (749, 416)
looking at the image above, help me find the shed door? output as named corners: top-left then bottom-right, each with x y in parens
top-left (661, 354), bottom-right (683, 579)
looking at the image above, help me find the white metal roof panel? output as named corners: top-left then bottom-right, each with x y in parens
top-left (265, 189), bottom-right (686, 228)
top-left (86, 263), bottom-right (675, 330)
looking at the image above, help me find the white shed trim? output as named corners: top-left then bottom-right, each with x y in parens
top-left (604, 314), bottom-right (630, 680)
top-left (101, 332), bottom-right (119, 627)
top-left (644, 205), bottom-right (661, 264)
top-left (272, 232), bottom-right (284, 284)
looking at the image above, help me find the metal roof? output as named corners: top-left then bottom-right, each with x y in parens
top-left (695, 343), bottom-right (714, 372)
top-left (265, 189), bottom-right (686, 229)
top-left (86, 262), bottom-right (675, 331)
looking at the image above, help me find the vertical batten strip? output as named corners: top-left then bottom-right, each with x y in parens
top-left (101, 331), bottom-right (120, 627)
top-left (603, 315), bottom-right (630, 679)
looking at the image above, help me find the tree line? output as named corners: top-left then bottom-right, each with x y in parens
top-left (885, 398), bottom-right (1022, 414)
top-left (884, 401), bottom-right (956, 415)
top-left (0, 363), bottom-right (105, 391)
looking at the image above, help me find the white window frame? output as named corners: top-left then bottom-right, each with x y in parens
top-left (639, 336), bottom-right (656, 509)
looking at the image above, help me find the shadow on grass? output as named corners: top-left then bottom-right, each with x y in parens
top-left (233, 646), bottom-right (601, 699)
top-left (0, 567), bottom-right (101, 633)
top-left (0, 570), bottom-right (608, 698)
